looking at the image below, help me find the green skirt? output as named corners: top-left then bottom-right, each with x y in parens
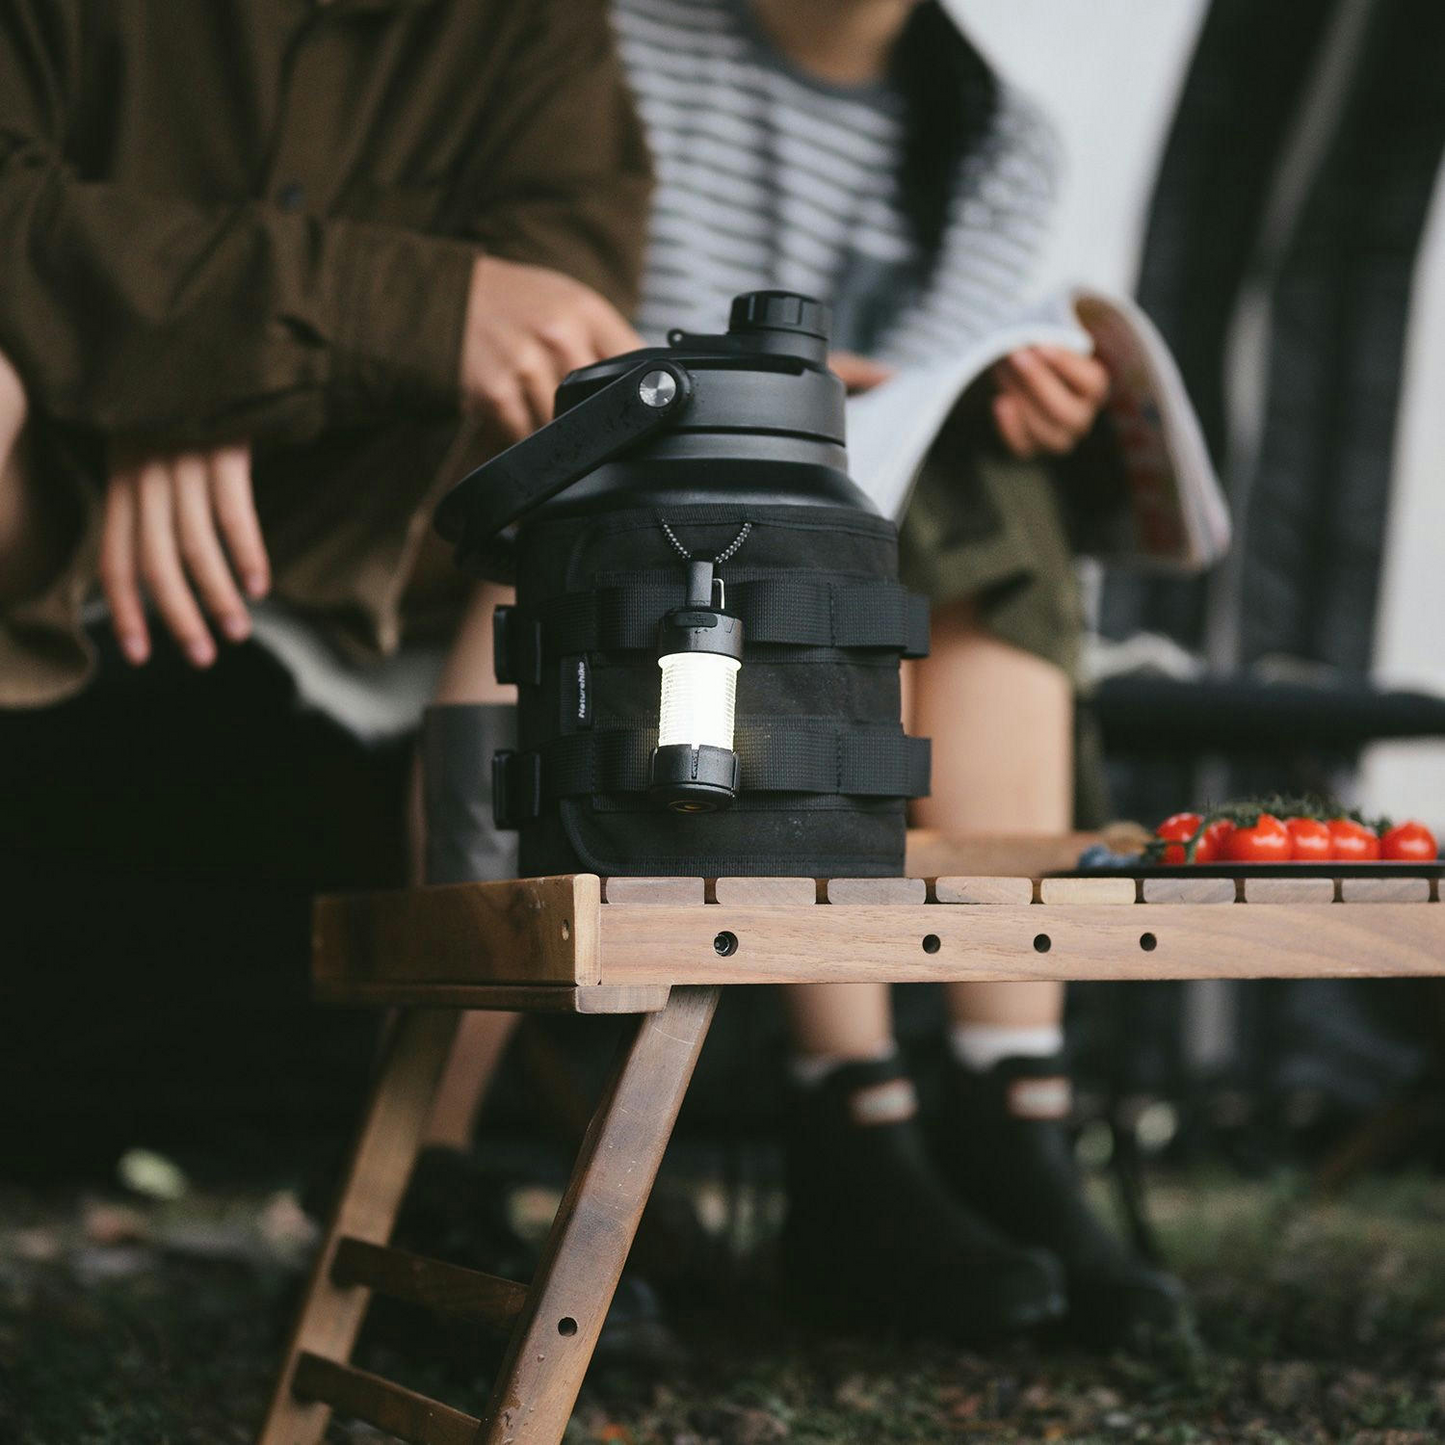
top-left (897, 413), bottom-right (1082, 681)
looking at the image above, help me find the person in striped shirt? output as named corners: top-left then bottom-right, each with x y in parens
top-left (608, 0), bottom-right (1184, 1348)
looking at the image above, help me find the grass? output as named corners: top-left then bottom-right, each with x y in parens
top-left (5, 1167), bottom-right (1445, 1444)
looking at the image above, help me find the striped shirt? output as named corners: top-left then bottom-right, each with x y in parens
top-left (612, 0), bottom-right (1061, 365)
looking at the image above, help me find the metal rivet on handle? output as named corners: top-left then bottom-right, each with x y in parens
top-left (638, 369), bottom-right (678, 408)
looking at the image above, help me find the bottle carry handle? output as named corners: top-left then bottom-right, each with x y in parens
top-left (434, 360), bottom-right (694, 575)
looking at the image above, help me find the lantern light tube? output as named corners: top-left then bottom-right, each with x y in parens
top-left (648, 580), bottom-right (745, 812)
top-left (657, 650), bottom-right (739, 750)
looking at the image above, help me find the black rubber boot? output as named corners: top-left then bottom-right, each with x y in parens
top-left (934, 1055), bottom-right (1190, 1351)
top-left (781, 1056), bottom-right (1066, 1342)
top-left (392, 1147), bottom-right (686, 1370)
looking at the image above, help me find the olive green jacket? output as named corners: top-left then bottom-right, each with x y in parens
top-left (0, 0), bottom-right (650, 704)
top-left (0, 0), bottom-right (649, 448)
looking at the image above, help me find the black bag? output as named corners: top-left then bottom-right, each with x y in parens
top-left (435, 292), bottom-right (930, 878)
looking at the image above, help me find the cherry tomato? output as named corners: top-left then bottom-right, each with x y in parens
top-left (1380, 820), bottom-right (1437, 862)
top-left (1156, 811), bottom-right (1203, 866)
top-left (1285, 817), bottom-right (1332, 863)
top-left (1224, 813), bottom-right (1291, 864)
top-left (1193, 818), bottom-right (1236, 865)
top-left (1328, 818), bottom-right (1381, 862)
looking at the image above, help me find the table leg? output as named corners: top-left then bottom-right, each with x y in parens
top-left (479, 985), bottom-right (721, 1445)
top-left (257, 1008), bottom-right (461, 1445)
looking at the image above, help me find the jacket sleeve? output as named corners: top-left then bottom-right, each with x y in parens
top-left (457, 0), bottom-right (653, 317)
top-left (0, 1), bottom-right (477, 447)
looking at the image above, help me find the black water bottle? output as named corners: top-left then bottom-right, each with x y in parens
top-left (434, 291), bottom-right (930, 879)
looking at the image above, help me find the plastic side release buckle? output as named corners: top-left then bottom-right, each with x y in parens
top-left (491, 749), bottom-right (542, 829)
top-left (492, 605), bottom-right (542, 687)
top-left (903, 591), bottom-right (931, 659)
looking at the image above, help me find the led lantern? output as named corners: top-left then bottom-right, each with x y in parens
top-left (649, 559), bottom-right (744, 812)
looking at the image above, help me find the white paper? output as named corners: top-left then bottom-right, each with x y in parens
top-left (846, 286), bottom-right (1231, 574)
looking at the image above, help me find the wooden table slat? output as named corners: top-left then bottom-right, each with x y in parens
top-left (934, 876), bottom-right (1033, 905)
top-left (1341, 876), bottom-right (1435, 903)
top-left (603, 877), bottom-right (706, 906)
top-left (1141, 877), bottom-right (1238, 904)
top-left (824, 877), bottom-right (928, 904)
top-left (1241, 877), bottom-right (1337, 904)
top-left (1038, 877), bottom-right (1137, 906)
top-left (712, 876), bottom-right (818, 905)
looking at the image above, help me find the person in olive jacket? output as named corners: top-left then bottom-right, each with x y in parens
top-left (0, 0), bottom-right (650, 706)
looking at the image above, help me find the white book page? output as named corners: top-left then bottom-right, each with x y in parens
top-left (847, 298), bottom-right (1090, 521)
top-left (845, 287), bottom-right (1230, 573)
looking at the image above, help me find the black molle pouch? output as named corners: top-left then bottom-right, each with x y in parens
top-left (436, 291), bottom-right (931, 880)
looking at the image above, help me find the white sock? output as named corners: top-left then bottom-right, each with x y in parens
top-left (949, 1023), bottom-right (1064, 1073)
top-left (790, 1041), bottom-right (897, 1088)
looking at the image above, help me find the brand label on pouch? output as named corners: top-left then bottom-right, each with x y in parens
top-left (574, 657), bottom-right (591, 727)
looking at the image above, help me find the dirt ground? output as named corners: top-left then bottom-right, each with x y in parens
top-left (5, 1161), bottom-right (1445, 1445)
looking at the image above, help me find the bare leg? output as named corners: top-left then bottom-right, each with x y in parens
top-left (782, 981), bottom-right (893, 1061)
top-left (914, 604), bottom-right (1187, 1339)
top-left (783, 597), bottom-right (1072, 1059)
top-left (911, 599), bottom-right (1071, 1029)
top-left (0, 349), bottom-right (60, 605)
top-left (432, 579), bottom-right (517, 710)
top-left (418, 579), bottom-right (522, 1148)
top-left (776, 597), bottom-right (1077, 1341)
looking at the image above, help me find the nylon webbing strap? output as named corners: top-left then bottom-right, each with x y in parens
top-left (509, 725), bottom-right (930, 815)
top-left (506, 578), bottom-right (929, 672)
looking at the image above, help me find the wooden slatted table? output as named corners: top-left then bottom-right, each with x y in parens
top-left (260, 841), bottom-right (1443, 1445)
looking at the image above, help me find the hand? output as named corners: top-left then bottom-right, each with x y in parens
top-left (992, 346), bottom-right (1110, 459)
top-left (459, 256), bottom-right (642, 443)
top-left (829, 351), bottom-right (894, 395)
top-left (100, 443), bottom-right (269, 667)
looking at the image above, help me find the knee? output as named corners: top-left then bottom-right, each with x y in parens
top-left (0, 348), bottom-right (47, 603)
top-left (0, 346), bottom-right (28, 471)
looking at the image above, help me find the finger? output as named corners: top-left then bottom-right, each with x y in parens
top-left (1033, 347), bottom-right (1111, 404)
top-left (99, 472), bottom-right (150, 664)
top-left (830, 351), bottom-right (895, 393)
top-left (174, 453), bottom-right (251, 643)
top-left (1014, 395), bottom-right (1075, 455)
top-left (137, 460), bottom-right (215, 667)
top-left (992, 393), bottom-right (1039, 460)
top-left (514, 344), bottom-right (558, 430)
top-left (520, 371), bottom-right (555, 430)
top-left (536, 319), bottom-right (596, 382)
top-left (210, 444), bottom-right (269, 599)
top-left (480, 378), bottom-right (533, 445)
top-left (1003, 349), bottom-right (1094, 440)
top-left (584, 297), bottom-right (643, 360)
